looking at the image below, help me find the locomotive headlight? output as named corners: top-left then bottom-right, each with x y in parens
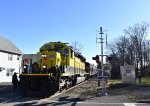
top-left (43, 66), bottom-right (46, 69)
top-left (24, 65), bottom-right (27, 69)
top-left (42, 54), bottom-right (47, 57)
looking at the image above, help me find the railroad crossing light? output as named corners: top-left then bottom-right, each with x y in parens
top-left (96, 55), bottom-right (99, 63)
top-left (92, 57), bottom-right (96, 60)
top-left (92, 55), bottom-right (100, 63)
top-left (92, 55), bottom-right (101, 69)
top-left (106, 56), bottom-right (113, 62)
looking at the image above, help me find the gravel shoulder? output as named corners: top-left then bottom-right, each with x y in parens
top-left (108, 83), bottom-right (150, 102)
top-left (51, 78), bottom-right (150, 103)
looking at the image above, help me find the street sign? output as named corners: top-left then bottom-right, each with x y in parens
top-left (120, 65), bottom-right (135, 84)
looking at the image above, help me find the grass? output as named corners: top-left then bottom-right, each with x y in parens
top-left (108, 79), bottom-right (122, 84)
top-left (141, 77), bottom-right (150, 85)
top-left (108, 77), bottom-right (150, 85)
top-left (135, 77), bottom-right (150, 85)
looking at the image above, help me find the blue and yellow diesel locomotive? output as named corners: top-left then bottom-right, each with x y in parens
top-left (20, 41), bottom-right (89, 96)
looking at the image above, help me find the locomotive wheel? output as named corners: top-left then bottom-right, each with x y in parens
top-left (59, 88), bottom-right (62, 92)
top-left (66, 84), bottom-right (69, 89)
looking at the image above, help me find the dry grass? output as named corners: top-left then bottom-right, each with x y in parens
top-left (141, 77), bottom-right (150, 85)
top-left (109, 77), bottom-right (150, 85)
top-left (108, 79), bottom-right (122, 84)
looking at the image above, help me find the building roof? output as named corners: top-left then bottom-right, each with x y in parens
top-left (0, 36), bottom-right (22, 55)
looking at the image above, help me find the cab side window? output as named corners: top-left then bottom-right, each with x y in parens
top-left (70, 49), bottom-right (73, 58)
top-left (64, 48), bottom-right (69, 55)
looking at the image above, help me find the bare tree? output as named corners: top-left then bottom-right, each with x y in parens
top-left (124, 22), bottom-right (149, 70)
top-left (71, 41), bottom-right (83, 53)
top-left (107, 22), bottom-right (150, 77)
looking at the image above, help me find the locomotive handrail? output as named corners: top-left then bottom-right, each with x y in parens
top-left (21, 73), bottom-right (51, 76)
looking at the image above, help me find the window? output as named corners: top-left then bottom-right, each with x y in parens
top-left (0, 67), bottom-right (5, 72)
top-left (55, 44), bottom-right (63, 49)
top-left (6, 68), bottom-right (15, 76)
top-left (57, 49), bottom-right (62, 53)
top-left (8, 54), bottom-right (13, 61)
top-left (64, 48), bottom-right (69, 55)
top-left (70, 49), bottom-right (73, 58)
top-left (17, 56), bottom-right (19, 60)
top-left (45, 45), bottom-right (51, 51)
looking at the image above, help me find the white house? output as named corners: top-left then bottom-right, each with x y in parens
top-left (0, 36), bottom-right (22, 83)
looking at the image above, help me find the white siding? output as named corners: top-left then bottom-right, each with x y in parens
top-left (0, 52), bottom-right (22, 83)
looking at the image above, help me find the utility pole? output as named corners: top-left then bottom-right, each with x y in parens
top-left (100, 27), bottom-right (104, 72)
top-left (96, 27), bottom-right (107, 76)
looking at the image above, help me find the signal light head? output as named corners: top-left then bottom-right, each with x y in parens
top-left (92, 55), bottom-right (100, 63)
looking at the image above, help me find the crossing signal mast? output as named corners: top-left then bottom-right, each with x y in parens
top-left (93, 27), bottom-right (114, 86)
top-left (96, 27), bottom-right (107, 72)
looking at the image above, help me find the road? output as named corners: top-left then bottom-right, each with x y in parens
top-left (0, 79), bottom-right (150, 106)
top-left (0, 98), bottom-right (149, 106)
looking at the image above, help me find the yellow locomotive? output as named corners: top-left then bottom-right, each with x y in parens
top-left (20, 41), bottom-right (87, 96)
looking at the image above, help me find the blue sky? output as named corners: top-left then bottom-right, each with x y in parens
top-left (0, 0), bottom-right (150, 64)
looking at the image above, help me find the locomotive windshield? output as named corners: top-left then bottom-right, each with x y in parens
top-left (55, 44), bottom-right (63, 48)
top-left (55, 44), bottom-right (64, 54)
top-left (45, 45), bottom-right (51, 49)
top-left (56, 49), bottom-right (62, 53)
top-left (45, 45), bottom-right (51, 51)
